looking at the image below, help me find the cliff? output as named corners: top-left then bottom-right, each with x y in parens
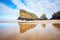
top-left (18, 9), bottom-right (37, 20)
top-left (51, 11), bottom-right (60, 19)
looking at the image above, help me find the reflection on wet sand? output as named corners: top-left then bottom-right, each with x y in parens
top-left (18, 23), bottom-right (37, 33)
top-left (53, 23), bottom-right (60, 30)
top-left (41, 24), bottom-right (46, 28)
top-left (0, 22), bottom-right (60, 40)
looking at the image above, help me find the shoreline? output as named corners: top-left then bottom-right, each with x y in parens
top-left (0, 20), bottom-right (60, 23)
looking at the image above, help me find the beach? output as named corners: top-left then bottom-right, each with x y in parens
top-left (0, 20), bottom-right (60, 40)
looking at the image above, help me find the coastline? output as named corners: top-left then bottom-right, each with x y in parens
top-left (0, 20), bottom-right (60, 23)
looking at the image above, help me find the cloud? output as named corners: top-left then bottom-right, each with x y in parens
top-left (19, 0), bottom-right (60, 18)
top-left (0, 0), bottom-right (17, 9)
top-left (0, 0), bottom-right (60, 20)
top-left (0, 3), bottom-right (19, 20)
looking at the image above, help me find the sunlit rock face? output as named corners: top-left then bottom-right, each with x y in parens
top-left (19, 23), bottom-right (36, 33)
top-left (18, 9), bottom-right (37, 20)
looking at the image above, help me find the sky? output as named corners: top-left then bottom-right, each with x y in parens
top-left (0, 0), bottom-right (60, 20)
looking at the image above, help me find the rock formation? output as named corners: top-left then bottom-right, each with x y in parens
top-left (18, 9), bottom-right (37, 20)
top-left (51, 11), bottom-right (60, 19)
top-left (40, 14), bottom-right (47, 20)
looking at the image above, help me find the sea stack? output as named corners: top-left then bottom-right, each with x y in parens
top-left (18, 9), bottom-right (37, 20)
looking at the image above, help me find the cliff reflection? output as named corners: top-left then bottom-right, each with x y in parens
top-left (41, 24), bottom-right (46, 28)
top-left (53, 23), bottom-right (60, 30)
top-left (18, 23), bottom-right (37, 33)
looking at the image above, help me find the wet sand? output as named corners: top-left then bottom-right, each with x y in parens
top-left (0, 20), bottom-right (60, 40)
top-left (0, 20), bottom-right (60, 23)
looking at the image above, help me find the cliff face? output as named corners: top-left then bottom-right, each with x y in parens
top-left (18, 9), bottom-right (37, 20)
top-left (40, 14), bottom-right (47, 20)
top-left (51, 11), bottom-right (60, 19)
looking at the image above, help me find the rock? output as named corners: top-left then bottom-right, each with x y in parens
top-left (18, 9), bottom-right (37, 20)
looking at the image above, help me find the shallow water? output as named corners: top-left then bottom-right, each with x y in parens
top-left (0, 22), bottom-right (60, 40)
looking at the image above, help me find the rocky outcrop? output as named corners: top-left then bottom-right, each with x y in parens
top-left (40, 14), bottom-right (47, 20)
top-left (18, 9), bottom-right (37, 20)
top-left (51, 11), bottom-right (60, 19)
